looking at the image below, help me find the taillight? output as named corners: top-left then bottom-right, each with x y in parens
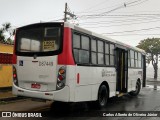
top-left (58, 75), bottom-right (64, 81)
top-left (13, 66), bottom-right (18, 86)
top-left (56, 66), bottom-right (66, 90)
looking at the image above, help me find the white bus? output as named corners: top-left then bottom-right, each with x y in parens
top-left (12, 22), bottom-right (146, 108)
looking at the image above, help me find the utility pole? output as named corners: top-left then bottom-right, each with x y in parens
top-left (64, 3), bottom-right (77, 22)
top-left (64, 3), bottom-right (67, 22)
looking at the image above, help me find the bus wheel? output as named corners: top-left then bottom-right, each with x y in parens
top-left (129, 81), bottom-right (141, 96)
top-left (95, 85), bottom-right (108, 108)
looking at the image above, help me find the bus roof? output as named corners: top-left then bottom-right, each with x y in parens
top-left (64, 22), bottom-right (146, 55)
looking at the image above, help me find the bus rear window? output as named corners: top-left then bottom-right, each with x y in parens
top-left (16, 23), bottom-right (63, 56)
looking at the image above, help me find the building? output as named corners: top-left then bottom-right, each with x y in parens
top-left (0, 43), bottom-right (13, 88)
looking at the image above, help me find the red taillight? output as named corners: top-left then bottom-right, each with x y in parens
top-left (58, 75), bottom-right (64, 81)
top-left (13, 74), bottom-right (16, 78)
top-left (57, 66), bottom-right (66, 90)
top-left (59, 69), bottom-right (65, 74)
top-left (13, 66), bottom-right (18, 86)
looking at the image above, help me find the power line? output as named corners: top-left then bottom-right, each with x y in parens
top-left (80, 4), bottom-right (125, 18)
top-left (102, 26), bottom-right (160, 34)
top-left (127, 0), bottom-right (149, 7)
top-left (79, 14), bottom-right (160, 21)
top-left (104, 34), bottom-right (160, 36)
top-left (83, 19), bottom-right (160, 28)
top-left (80, 14), bottom-right (160, 25)
top-left (81, 13), bottom-right (160, 18)
top-left (81, 14), bottom-right (160, 22)
top-left (77, 0), bottom-right (149, 15)
top-left (79, 0), bottom-right (147, 18)
top-left (77, 0), bottom-right (110, 14)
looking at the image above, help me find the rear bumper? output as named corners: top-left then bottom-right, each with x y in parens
top-left (12, 84), bottom-right (70, 102)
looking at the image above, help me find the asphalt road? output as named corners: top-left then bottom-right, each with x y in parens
top-left (43, 85), bottom-right (160, 119)
top-left (1, 85), bottom-right (160, 120)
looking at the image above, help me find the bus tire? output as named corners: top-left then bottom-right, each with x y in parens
top-left (95, 85), bottom-right (108, 108)
top-left (129, 81), bottom-right (141, 96)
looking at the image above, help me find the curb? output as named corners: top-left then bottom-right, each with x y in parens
top-left (147, 80), bottom-right (160, 82)
top-left (0, 96), bottom-right (28, 102)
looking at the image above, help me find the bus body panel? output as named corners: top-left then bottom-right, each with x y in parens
top-left (61, 65), bottom-right (76, 102)
top-left (74, 66), bottom-right (116, 102)
top-left (12, 83), bottom-right (70, 102)
top-left (128, 68), bottom-right (143, 91)
top-left (16, 56), bottom-right (58, 91)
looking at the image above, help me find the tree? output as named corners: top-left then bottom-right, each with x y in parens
top-left (2, 22), bottom-right (11, 31)
top-left (137, 38), bottom-right (160, 79)
top-left (0, 28), bottom-right (5, 43)
top-left (0, 22), bottom-right (14, 44)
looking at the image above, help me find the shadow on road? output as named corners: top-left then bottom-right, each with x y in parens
top-left (46, 94), bottom-right (139, 117)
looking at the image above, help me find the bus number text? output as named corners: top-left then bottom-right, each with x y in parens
top-left (39, 61), bottom-right (53, 66)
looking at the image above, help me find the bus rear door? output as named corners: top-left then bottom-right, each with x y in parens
top-left (115, 47), bottom-right (128, 94)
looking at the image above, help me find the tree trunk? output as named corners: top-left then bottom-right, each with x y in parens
top-left (154, 63), bottom-right (158, 79)
top-left (153, 54), bottom-right (158, 90)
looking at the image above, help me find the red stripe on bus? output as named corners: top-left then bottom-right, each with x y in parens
top-left (58, 27), bottom-right (75, 65)
top-left (77, 73), bottom-right (80, 84)
top-left (12, 32), bottom-right (17, 64)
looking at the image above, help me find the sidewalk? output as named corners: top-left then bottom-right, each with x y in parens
top-left (0, 89), bottom-right (17, 101)
top-left (0, 87), bottom-right (28, 101)
top-left (146, 77), bottom-right (160, 86)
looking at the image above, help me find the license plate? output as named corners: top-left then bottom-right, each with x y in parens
top-left (31, 83), bottom-right (41, 89)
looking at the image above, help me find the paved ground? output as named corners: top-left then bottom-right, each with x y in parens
top-left (1, 80), bottom-right (160, 120)
top-left (0, 99), bottom-right (52, 111)
top-left (0, 85), bottom-right (160, 120)
top-left (0, 91), bottom-right (14, 99)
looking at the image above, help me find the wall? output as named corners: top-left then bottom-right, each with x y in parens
top-left (0, 43), bottom-right (13, 88)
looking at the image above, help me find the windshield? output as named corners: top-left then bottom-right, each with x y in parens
top-left (16, 23), bottom-right (63, 56)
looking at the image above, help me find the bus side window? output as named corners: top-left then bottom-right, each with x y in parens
top-left (130, 50), bottom-right (134, 67)
top-left (80, 36), bottom-right (89, 64)
top-left (73, 34), bottom-right (80, 63)
top-left (73, 33), bottom-right (90, 64)
top-left (135, 52), bottom-right (138, 67)
top-left (91, 39), bottom-right (97, 64)
top-left (97, 40), bottom-right (104, 65)
top-left (73, 34), bottom-right (80, 49)
top-left (79, 50), bottom-right (89, 63)
top-left (73, 49), bottom-right (79, 63)
top-left (138, 53), bottom-right (142, 68)
top-left (128, 51), bottom-right (131, 67)
top-left (105, 43), bottom-right (109, 65)
top-left (110, 44), bottom-right (115, 65)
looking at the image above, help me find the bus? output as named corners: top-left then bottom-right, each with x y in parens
top-left (12, 22), bottom-right (146, 108)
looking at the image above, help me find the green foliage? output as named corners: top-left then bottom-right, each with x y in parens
top-left (0, 28), bottom-right (4, 42)
top-left (137, 38), bottom-right (160, 55)
top-left (0, 22), bottom-right (14, 44)
top-left (2, 22), bottom-right (11, 32)
top-left (137, 38), bottom-right (160, 79)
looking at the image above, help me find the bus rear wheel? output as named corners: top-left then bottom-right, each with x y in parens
top-left (95, 85), bottom-right (108, 108)
top-left (129, 81), bottom-right (141, 96)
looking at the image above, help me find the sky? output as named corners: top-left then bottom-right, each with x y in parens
top-left (1, 0), bottom-right (160, 47)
